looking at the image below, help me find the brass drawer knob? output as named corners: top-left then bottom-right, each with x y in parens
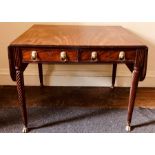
top-left (60, 51), bottom-right (67, 61)
top-left (91, 51), bottom-right (98, 61)
top-left (119, 51), bottom-right (125, 60)
top-left (31, 51), bottom-right (37, 60)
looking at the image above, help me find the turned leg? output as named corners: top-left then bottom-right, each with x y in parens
top-left (38, 63), bottom-right (43, 87)
top-left (16, 69), bottom-right (28, 133)
top-left (126, 67), bottom-right (140, 132)
top-left (111, 63), bottom-right (117, 88)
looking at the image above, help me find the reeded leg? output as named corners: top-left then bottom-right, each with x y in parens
top-left (38, 63), bottom-right (43, 87)
top-left (126, 67), bottom-right (140, 132)
top-left (111, 63), bottom-right (117, 89)
top-left (16, 69), bottom-right (28, 133)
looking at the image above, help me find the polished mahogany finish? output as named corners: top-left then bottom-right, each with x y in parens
top-left (79, 49), bottom-right (136, 63)
top-left (22, 48), bottom-right (78, 63)
top-left (8, 25), bottom-right (148, 132)
top-left (11, 25), bottom-right (147, 46)
top-left (22, 48), bottom-right (136, 63)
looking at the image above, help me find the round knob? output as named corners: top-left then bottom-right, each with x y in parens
top-left (119, 51), bottom-right (125, 60)
top-left (60, 51), bottom-right (67, 61)
top-left (91, 51), bottom-right (98, 61)
top-left (31, 51), bottom-right (37, 60)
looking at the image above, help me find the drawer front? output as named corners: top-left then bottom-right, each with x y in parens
top-left (22, 49), bottom-right (78, 62)
top-left (22, 48), bottom-right (136, 63)
top-left (79, 49), bottom-right (136, 62)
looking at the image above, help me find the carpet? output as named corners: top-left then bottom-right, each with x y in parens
top-left (0, 107), bottom-right (155, 133)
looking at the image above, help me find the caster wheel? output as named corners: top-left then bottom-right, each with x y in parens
top-left (125, 125), bottom-right (131, 132)
top-left (22, 127), bottom-right (28, 133)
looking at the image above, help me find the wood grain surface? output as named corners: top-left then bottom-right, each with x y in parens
top-left (22, 48), bottom-right (136, 63)
top-left (22, 49), bottom-right (78, 62)
top-left (10, 25), bottom-right (145, 47)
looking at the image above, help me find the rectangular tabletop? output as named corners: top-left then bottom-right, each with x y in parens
top-left (10, 25), bottom-right (145, 47)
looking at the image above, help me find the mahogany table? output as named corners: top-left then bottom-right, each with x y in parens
top-left (8, 25), bottom-right (148, 132)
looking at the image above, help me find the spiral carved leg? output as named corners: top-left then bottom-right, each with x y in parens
top-left (111, 63), bottom-right (117, 89)
top-left (38, 63), bottom-right (43, 87)
top-left (16, 69), bottom-right (28, 133)
top-left (126, 67), bottom-right (140, 132)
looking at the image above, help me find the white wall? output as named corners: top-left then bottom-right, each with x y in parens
top-left (0, 22), bottom-right (154, 87)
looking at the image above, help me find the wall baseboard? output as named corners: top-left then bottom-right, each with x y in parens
top-left (0, 65), bottom-right (154, 87)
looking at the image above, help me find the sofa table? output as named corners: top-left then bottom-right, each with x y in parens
top-left (8, 25), bottom-right (148, 132)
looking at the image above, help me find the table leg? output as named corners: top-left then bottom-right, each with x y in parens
top-left (16, 69), bottom-right (28, 133)
top-left (126, 67), bottom-right (140, 132)
top-left (111, 63), bottom-right (117, 88)
top-left (38, 63), bottom-right (43, 87)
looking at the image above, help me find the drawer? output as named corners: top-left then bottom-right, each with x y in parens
top-left (22, 49), bottom-right (78, 62)
top-left (79, 49), bottom-right (136, 62)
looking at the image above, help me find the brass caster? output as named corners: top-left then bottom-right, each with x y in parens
top-left (125, 125), bottom-right (131, 132)
top-left (22, 127), bottom-right (28, 133)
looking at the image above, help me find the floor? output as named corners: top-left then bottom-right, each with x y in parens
top-left (0, 86), bottom-right (155, 132)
